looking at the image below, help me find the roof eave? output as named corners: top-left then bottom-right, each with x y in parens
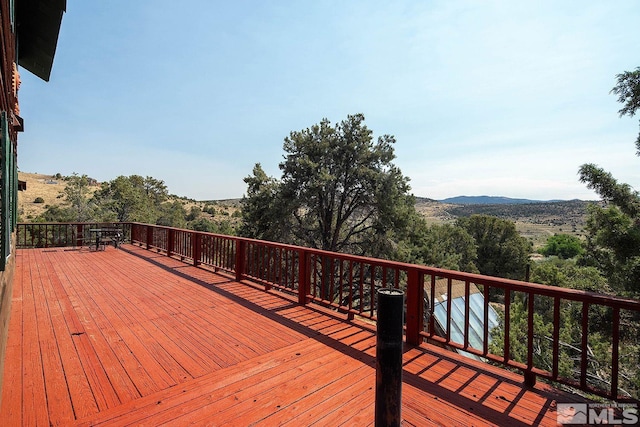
top-left (16, 0), bottom-right (66, 82)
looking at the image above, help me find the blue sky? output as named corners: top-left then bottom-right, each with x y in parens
top-left (17, 1), bottom-right (640, 201)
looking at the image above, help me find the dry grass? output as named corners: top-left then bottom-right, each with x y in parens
top-left (18, 172), bottom-right (70, 220)
top-left (16, 172), bottom-right (239, 223)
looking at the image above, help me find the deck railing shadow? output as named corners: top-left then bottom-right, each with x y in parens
top-left (119, 244), bottom-right (586, 427)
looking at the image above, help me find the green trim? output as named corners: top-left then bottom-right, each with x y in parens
top-left (0, 112), bottom-right (13, 270)
top-left (12, 143), bottom-right (17, 231)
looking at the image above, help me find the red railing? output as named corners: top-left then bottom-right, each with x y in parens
top-left (16, 222), bottom-right (640, 401)
top-left (15, 222), bottom-right (132, 248)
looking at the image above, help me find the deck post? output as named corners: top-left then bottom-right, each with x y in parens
top-left (375, 288), bottom-right (404, 427)
top-left (235, 239), bottom-right (246, 282)
top-left (167, 228), bottom-right (174, 257)
top-left (193, 232), bottom-right (201, 266)
top-left (146, 225), bottom-right (153, 250)
top-left (298, 249), bottom-right (310, 305)
top-left (75, 224), bottom-right (83, 247)
top-left (524, 371), bottom-right (536, 387)
top-left (405, 268), bottom-right (423, 345)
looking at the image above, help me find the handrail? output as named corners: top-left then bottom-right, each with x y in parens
top-left (16, 222), bottom-right (132, 249)
top-left (16, 222), bottom-right (640, 401)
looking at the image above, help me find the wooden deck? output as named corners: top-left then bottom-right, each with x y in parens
top-left (0, 245), bottom-right (587, 426)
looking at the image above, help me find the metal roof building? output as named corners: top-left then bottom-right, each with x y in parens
top-left (430, 278), bottom-right (500, 359)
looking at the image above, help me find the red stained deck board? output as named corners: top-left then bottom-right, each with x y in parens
top-left (152, 343), bottom-right (354, 425)
top-left (276, 366), bottom-right (374, 426)
top-left (38, 250), bottom-right (125, 412)
top-left (150, 314), bottom-right (224, 372)
top-left (76, 277), bottom-right (180, 391)
top-left (0, 253), bottom-right (24, 427)
top-left (32, 257), bottom-right (76, 425)
top-left (76, 339), bottom-right (331, 426)
top-left (20, 254), bottom-right (50, 427)
top-left (1, 246), bottom-right (588, 426)
top-left (308, 386), bottom-right (376, 426)
top-left (54, 261), bottom-right (142, 405)
top-left (73, 285), bottom-right (174, 396)
top-left (43, 260), bottom-right (100, 419)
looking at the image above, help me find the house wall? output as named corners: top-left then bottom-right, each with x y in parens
top-left (0, 0), bottom-right (19, 406)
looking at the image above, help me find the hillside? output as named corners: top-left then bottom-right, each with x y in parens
top-left (200, 196), bottom-right (594, 247)
top-left (16, 172), bottom-right (241, 223)
top-left (415, 198), bottom-right (595, 247)
top-left (17, 172), bottom-right (595, 248)
top-left (17, 172), bottom-right (101, 220)
top-left (439, 195), bottom-right (563, 204)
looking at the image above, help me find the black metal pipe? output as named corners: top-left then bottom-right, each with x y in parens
top-left (375, 288), bottom-right (404, 427)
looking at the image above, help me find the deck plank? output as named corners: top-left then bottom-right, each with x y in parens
top-left (56, 254), bottom-right (140, 406)
top-left (0, 252), bottom-right (24, 427)
top-left (34, 253), bottom-right (76, 425)
top-left (21, 251), bottom-right (50, 427)
top-left (44, 253), bottom-right (100, 419)
top-left (76, 339), bottom-right (330, 426)
top-left (0, 245), bottom-right (589, 426)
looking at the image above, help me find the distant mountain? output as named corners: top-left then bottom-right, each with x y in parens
top-left (439, 196), bottom-right (565, 205)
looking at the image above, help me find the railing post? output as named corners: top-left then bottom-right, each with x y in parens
top-left (405, 268), bottom-right (423, 346)
top-left (375, 288), bottom-right (404, 427)
top-left (146, 225), bottom-right (153, 250)
top-left (193, 232), bottom-right (201, 266)
top-left (167, 228), bottom-right (174, 257)
top-left (525, 291), bottom-right (536, 387)
top-left (298, 249), bottom-right (310, 305)
top-left (235, 239), bottom-right (246, 282)
top-left (75, 224), bottom-right (83, 247)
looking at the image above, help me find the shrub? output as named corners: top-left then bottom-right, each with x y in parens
top-left (33, 197), bottom-right (44, 203)
top-left (539, 234), bottom-right (584, 259)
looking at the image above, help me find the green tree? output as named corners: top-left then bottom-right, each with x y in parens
top-left (490, 257), bottom-right (639, 398)
top-left (579, 67), bottom-right (640, 296)
top-left (142, 176), bottom-right (169, 206)
top-left (156, 200), bottom-right (187, 228)
top-left (35, 205), bottom-right (75, 223)
top-left (538, 234), bottom-right (585, 259)
top-left (189, 217), bottom-right (217, 233)
top-left (186, 206), bottom-right (201, 221)
top-left (64, 173), bottom-right (94, 221)
top-left (530, 258), bottom-right (608, 293)
top-left (240, 114), bottom-right (416, 258)
top-left (457, 215), bottom-right (532, 280)
top-left (573, 68), bottom-right (640, 399)
top-left (239, 163), bottom-right (291, 242)
top-left (578, 202), bottom-right (640, 295)
top-left (92, 175), bottom-right (168, 223)
top-left (610, 67), bottom-right (640, 153)
top-left (488, 298), bottom-right (621, 392)
top-left (401, 222), bottom-right (478, 272)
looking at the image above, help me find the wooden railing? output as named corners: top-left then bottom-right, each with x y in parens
top-left (16, 222), bottom-right (132, 248)
top-left (16, 222), bottom-right (640, 401)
